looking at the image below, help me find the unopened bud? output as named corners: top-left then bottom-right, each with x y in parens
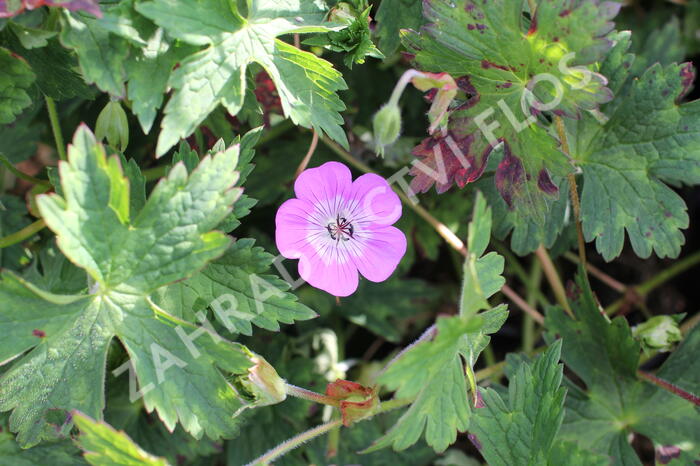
top-left (95, 101), bottom-right (129, 151)
top-left (238, 355), bottom-right (287, 406)
top-left (372, 103), bottom-right (402, 157)
top-left (632, 315), bottom-right (683, 353)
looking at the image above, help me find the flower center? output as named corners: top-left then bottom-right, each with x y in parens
top-left (326, 214), bottom-right (354, 242)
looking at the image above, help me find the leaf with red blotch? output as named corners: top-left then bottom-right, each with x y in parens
top-left (409, 131), bottom-right (484, 195)
top-left (0, 0), bottom-right (100, 18)
top-left (402, 0), bottom-right (619, 220)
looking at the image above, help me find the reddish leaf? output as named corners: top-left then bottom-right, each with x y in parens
top-left (409, 131), bottom-right (491, 194)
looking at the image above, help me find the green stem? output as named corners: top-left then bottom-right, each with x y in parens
top-left (0, 219), bottom-right (46, 248)
top-left (326, 415), bottom-right (341, 459)
top-left (605, 250), bottom-right (700, 315)
top-left (45, 96), bottom-right (66, 161)
top-left (285, 383), bottom-right (340, 407)
top-left (0, 154), bottom-right (51, 187)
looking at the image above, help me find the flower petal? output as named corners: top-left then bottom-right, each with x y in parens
top-left (297, 243), bottom-right (359, 297)
top-left (348, 173), bottom-right (403, 227)
top-left (275, 198), bottom-right (317, 259)
top-left (294, 161), bottom-right (353, 206)
top-left (351, 226), bottom-right (407, 282)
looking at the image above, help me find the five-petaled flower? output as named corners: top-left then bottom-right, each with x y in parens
top-left (275, 161), bottom-right (406, 297)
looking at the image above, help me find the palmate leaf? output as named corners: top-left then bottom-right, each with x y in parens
top-left (59, 12), bottom-right (131, 98)
top-left (569, 32), bottom-right (700, 260)
top-left (0, 126), bottom-right (267, 448)
top-left (73, 412), bottom-right (169, 466)
top-left (404, 0), bottom-right (620, 222)
top-left (134, 0), bottom-right (348, 156)
top-left (152, 238), bottom-right (317, 335)
top-left (0, 412), bottom-right (85, 465)
top-left (0, 47), bottom-right (34, 124)
top-left (469, 342), bottom-right (566, 466)
top-left (546, 271), bottom-right (700, 464)
top-left (366, 193), bottom-right (507, 453)
top-left (375, 0), bottom-right (423, 55)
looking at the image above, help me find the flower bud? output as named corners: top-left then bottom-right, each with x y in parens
top-left (239, 355), bottom-right (287, 406)
top-left (632, 315), bottom-right (683, 353)
top-left (372, 103), bottom-right (402, 156)
top-left (95, 101), bottom-right (129, 151)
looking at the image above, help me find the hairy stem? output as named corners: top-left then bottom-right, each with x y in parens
top-left (535, 245), bottom-right (574, 318)
top-left (637, 370), bottom-right (700, 407)
top-left (319, 135), bottom-right (545, 324)
top-left (254, 360), bottom-right (509, 465)
top-left (246, 419), bottom-right (343, 466)
top-left (0, 219), bottom-right (46, 248)
top-left (45, 96), bottom-right (67, 161)
top-left (554, 115), bottom-right (587, 268)
top-left (388, 69), bottom-right (424, 107)
top-left (285, 383), bottom-right (340, 407)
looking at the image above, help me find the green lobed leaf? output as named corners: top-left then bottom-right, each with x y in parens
top-left (0, 194), bottom-right (30, 269)
top-left (375, 0), bottom-right (423, 55)
top-left (368, 306), bottom-right (508, 453)
top-left (0, 46), bottom-right (35, 124)
top-left (135, 0), bottom-right (348, 156)
top-left (545, 271), bottom-right (700, 464)
top-left (460, 191), bottom-right (505, 317)
top-left (570, 36), bottom-right (700, 260)
top-left (404, 0), bottom-right (620, 220)
top-left (469, 341), bottom-right (566, 466)
top-left (0, 413), bottom-right (85, 466)
top-left (59, 12), bottom-right (130, 98)
top-left (152, 238), bottom-right (317, 335)
top-left (0, 125), bottom-right (269, 447)
top-left (73, 412), bottom-right (169, 466)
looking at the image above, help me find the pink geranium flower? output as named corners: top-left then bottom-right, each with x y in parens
top-left (275, 162), bottom-right (407, 297)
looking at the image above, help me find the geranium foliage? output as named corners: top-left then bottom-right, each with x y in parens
top-left (0, 0), bottom-right (699, 465)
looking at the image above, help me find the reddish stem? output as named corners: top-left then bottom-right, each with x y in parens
top-left (637, 370), bottom-right (700, 406)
